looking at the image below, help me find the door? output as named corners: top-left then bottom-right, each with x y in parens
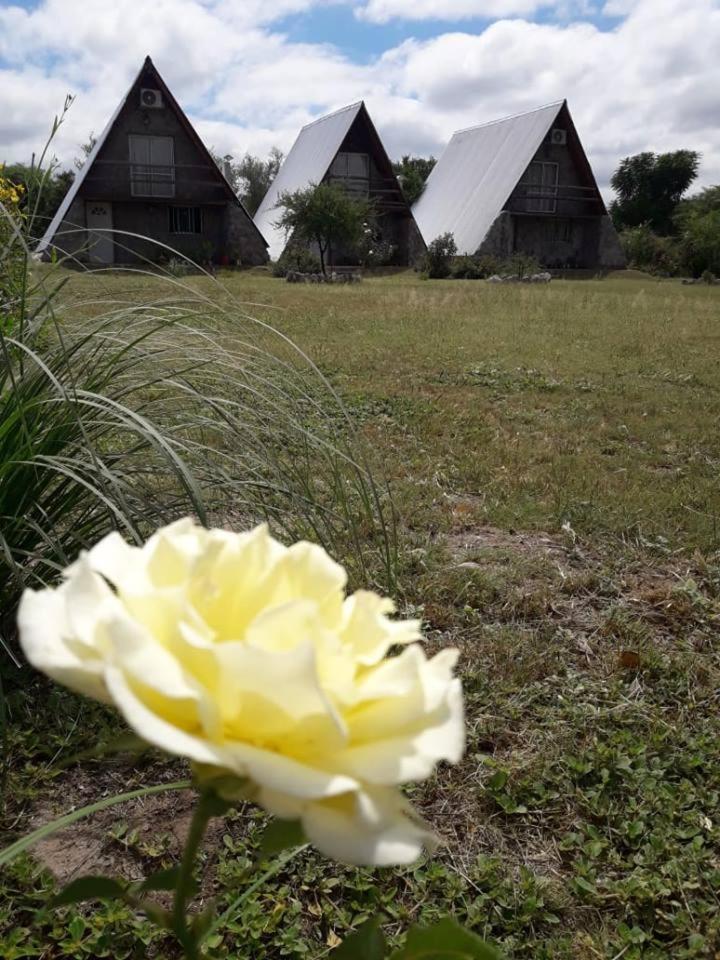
top-left (86, 202), bottom-right (114, 264)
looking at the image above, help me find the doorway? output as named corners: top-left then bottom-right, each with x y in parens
top-left (85, 202), bottom-right (114, 264)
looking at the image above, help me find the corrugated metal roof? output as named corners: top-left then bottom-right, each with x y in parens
top-left (253, 102), bottom-right (364, 260)
top-left (413, 101), bottom-right (565, 255)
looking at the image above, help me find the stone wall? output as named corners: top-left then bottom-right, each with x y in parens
top-left (476, 211), bottom-right (514, 258)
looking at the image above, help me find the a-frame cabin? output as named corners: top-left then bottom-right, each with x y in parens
top-left (254, 101), bottom-right (425, 267)
top-left (413, 100), bottom-right (625, 271)
top-left (37, 56), bottom-right (268, 267)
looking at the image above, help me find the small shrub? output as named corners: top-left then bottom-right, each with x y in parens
top-left (701, 269), bottom-right (717, 285)
top-left (358, 220), bottom-right (396, 267)
top-left (272, 244), bottom-right (322, 277)
top-left (0, 172), bottom-right (26, 332)
top-left (165, 256), bottom-right (191, 277)
top-left (502, 252), bottom-right (542, 278)
top-left (450, 254), bottom-right (504, 280)
top-left (422, 232), bottom-right (457, 279)
top-left (619, 224), bottom-right (681, 275)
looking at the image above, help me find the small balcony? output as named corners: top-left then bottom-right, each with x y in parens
top-left (79, 160), bottom-right (230, 204)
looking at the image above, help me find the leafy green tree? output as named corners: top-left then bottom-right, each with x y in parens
top-left (393, 155), bottom-right (436, 205)
top-left (610, 150), bottom-right (700, 235)
top-left (2, 162), bottom-right (74, 233)
top-left (421, 232), bottom-right (457, 278)
top-left (679, 209), bottom-right (720, 277)
top-left (274, 182), bottom-right (372, 275)
top-left (674, 184), bottom-right (720, 228)
top-left (218, 148), bottom-right (283, 216)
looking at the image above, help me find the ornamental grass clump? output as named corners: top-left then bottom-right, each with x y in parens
top-left (0, 209), bottom-right (396, 660)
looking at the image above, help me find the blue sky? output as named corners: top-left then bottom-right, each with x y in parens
top-left (1, 0), bottom-right (718, 193)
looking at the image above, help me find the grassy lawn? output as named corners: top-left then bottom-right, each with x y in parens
top-left (2, 269), bottom-right (720, 958)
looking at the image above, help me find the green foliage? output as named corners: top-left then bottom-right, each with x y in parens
top-left (450, 256), bottom-right (486, 280)
top-left (0, 174), bottom-right (26, 332)
top-left (618, 224), bottom-right (681, 274)
top-left (258, 819), bottom-right (306, 858)
top-left (678, 209), bottom-right (720, 278)
top-left (357, 220), bottom-right (397, 268)
top-left (272, 244), bottom-right (323, 277)
top-left (421, 233), bottom-right (457, 279)
top-left (610, 150), bottom-right (700, 234)
top-left (274, 182), bottom-right (373, 275)
top-left (674, 184), bottom-right (720, 226)
top-left (3, 273), bottom-right (720, 960)
top-left (219, 148), bottom-right (284, 216)
top-left (501, 252), bottom-right (541, 279)
top-left (2, 163), bottom-right (74, 236)
top-left (392, 156), bottom-right (437, 205)
top-left (333, 918), bottom-right (387, 959)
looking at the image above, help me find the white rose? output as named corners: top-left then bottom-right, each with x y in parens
top-left (18, 520), bottom-right (464, 865)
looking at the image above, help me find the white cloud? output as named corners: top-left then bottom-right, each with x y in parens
top-left (355, 0), bottom-right (598, 20)
top-left (0, 0), bottom-right (718, 199)
top-left (357, 0), bottom-right (549, 21)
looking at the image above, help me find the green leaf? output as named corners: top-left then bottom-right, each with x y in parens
top-left (573, 876), bottom-right (597, 896)
top-left (138, 867), bottom-right (181, 892)
top-left (51, 875), bottom-right (126, 907)
top-left (487, 770), bottom-right (508, 792)
top-left (191, 902), bottom-right (217, 940)
top-left (258, 819), bottom-right (306, 858)
top-left (390, 918), bottom-right (501, 959)
top-left (332, 917), bottom-right (387, 959)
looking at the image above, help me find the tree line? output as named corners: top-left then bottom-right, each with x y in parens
top-left (611, 151), bottom-right (719, 278)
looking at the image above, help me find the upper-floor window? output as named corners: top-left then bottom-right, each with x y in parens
top-left (329, 152), bottom-right (370, 196)
top-left (129, 135), bottom-right (175, 198)
top-left (524, 161), bottom-right (559, 214)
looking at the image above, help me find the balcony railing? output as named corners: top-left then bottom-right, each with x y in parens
top-left (80, 160), bottom-right (230, 203)
top-left (508, 182), bottom-right (604, 216)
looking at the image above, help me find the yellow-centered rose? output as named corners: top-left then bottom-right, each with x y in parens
top-left (18, 520), bottom-right (464, 865)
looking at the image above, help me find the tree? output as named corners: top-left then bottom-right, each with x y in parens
top-left (2, 162), bottom-right (74, 232)
top-left (217, 148), bottom-right (283, 216)
top-left (274, 182), bottom-right (372, 275)
top-left (674, 184), bottom-right (720, 228)
top-left (679, 209), bottom-right (720, 277)
top-left (393, 155), bottom-right (436, 205)
top-left (610, 150), bottom-right (700, 235)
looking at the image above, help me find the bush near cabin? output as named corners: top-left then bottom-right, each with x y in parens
top-left (0, 173), bottom-right (26, 331)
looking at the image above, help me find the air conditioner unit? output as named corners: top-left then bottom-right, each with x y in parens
top-left (140, 88), bottom-right (163, 109)
top-left (550, 128), bottom-right (567, 145)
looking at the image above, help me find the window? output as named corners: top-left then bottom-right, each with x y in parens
top-left (524, 161), bottom-right (559, 214)
top-left (129, 135), bottom-right (175, 197)
top-left (329, 152), bottom-right (370, 196)
top-left (548, 219), bottom-right (572, 242)
top-left (169, 206), bottom-right (202, 234)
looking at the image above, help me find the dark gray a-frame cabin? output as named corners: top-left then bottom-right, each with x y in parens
top-left (37, 57), bottom-right (268, 267)
top-left (413, 100), bottom-right (625, 271)
top-left (254, 101), bottom-right (425, 267)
